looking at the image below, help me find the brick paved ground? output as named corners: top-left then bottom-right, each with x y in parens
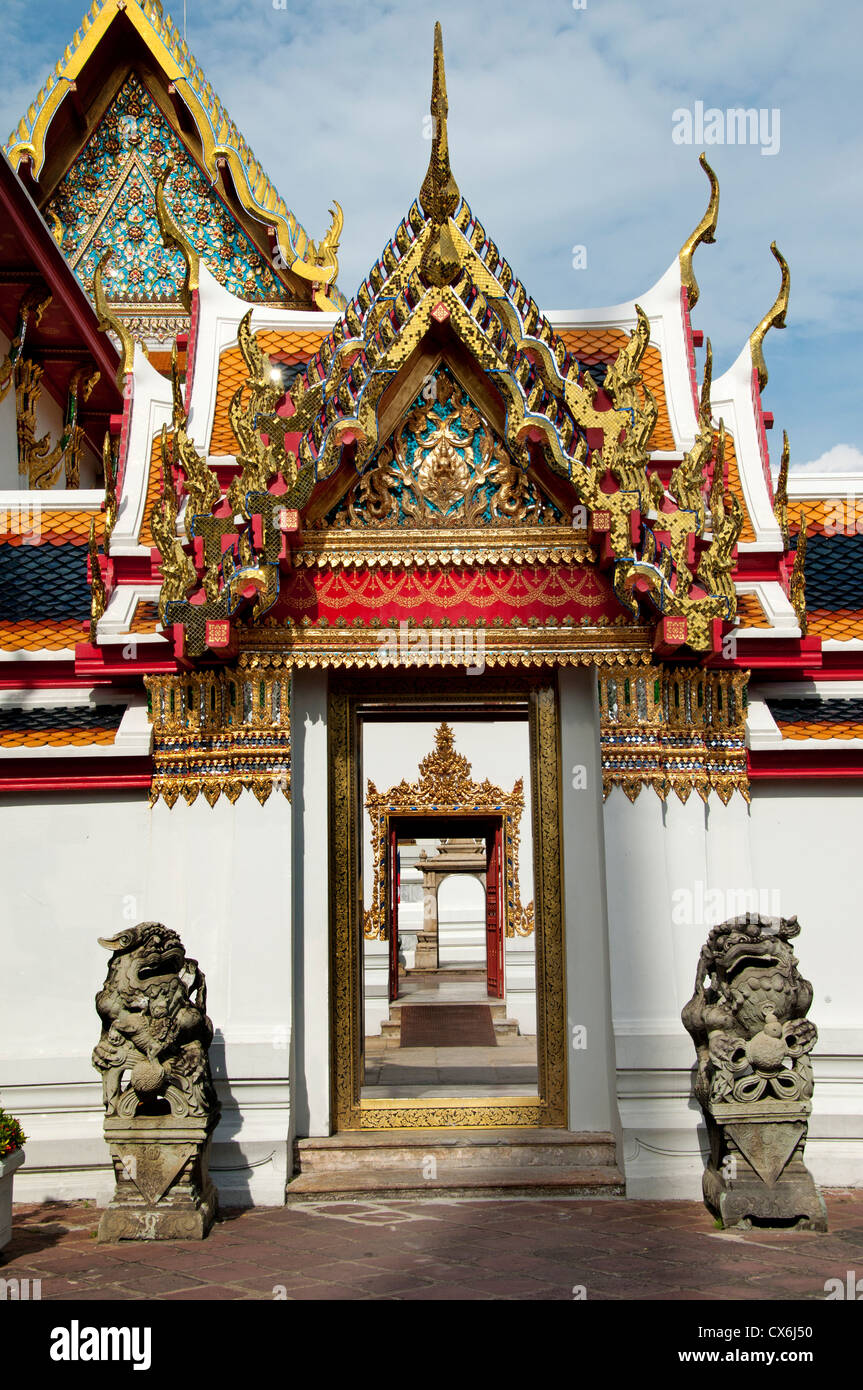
top-left (2, 1190), bottom-right (861, 1301)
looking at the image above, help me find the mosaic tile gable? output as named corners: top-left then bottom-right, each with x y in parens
top-left (46, 76), bottom-right (283, 317)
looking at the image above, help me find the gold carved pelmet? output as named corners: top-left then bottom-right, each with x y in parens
top-left (146, 656), bottom-right (291, 806)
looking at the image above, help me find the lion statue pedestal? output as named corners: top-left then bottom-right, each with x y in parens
top-left (682, 913), bottom-right (827, 1232)
top-left (92, 923), bottom-right (220, 1241)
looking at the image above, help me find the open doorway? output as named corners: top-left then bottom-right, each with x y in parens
top-left (361, 723), bottom-right (538, 1100)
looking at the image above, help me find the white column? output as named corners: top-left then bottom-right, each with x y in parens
top-left (290, 671), bottom-right (331, 1137)
top-left (558, 668), bottom-right (620, 1136)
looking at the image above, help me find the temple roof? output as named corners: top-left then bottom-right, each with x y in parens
top-left (4, 0), bottom-right (344, 332)
top-left (4, 23), bottom-right (860, 786)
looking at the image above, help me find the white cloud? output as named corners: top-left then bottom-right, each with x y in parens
top-left (0, 0), bottom-right (861, 462)
top-left (791, 445), bottom-right (863, 475)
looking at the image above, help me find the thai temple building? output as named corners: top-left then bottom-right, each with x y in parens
top-left (1, 0), bottom-right (860, 1209)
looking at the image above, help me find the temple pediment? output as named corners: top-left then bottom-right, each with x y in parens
top-left (140, 26), bottom-right (740, 662)
top-left (5, 0), bottom-right (344, 338)
top-left (319, 365), bottom-right (566, 533)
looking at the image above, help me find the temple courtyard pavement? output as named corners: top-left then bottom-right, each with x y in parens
top-left (3, 1190), bottom-right (862, 1302)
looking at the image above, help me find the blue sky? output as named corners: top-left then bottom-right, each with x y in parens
top-left (1, 0), bottom-right (861, 470)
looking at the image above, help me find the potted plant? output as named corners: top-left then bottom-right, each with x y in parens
top-left (0, 1108), bottom-right (27, 1253)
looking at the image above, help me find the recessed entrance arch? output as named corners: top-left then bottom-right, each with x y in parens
top-left (328, 676), bottom-right (567, 1131)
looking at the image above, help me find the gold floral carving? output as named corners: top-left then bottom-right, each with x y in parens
top-left (678, 153), bottom-right (719, 311)
top-left (88, 516), bottom-right (106, 644)
top-left (791, 515), bottom-right (808, 637)
top-left (238, 618), bottom-right (652, 670)
top-left (294, 525), bottom-right (592, 570)
top-left (150, 429), bottom-right (197, 623)
top-left (773, 430), bottom-right (791, 549)
top-left (749, 242), bottom-right (790, 393)
top-left (342, 370), bottom-right (556, 531)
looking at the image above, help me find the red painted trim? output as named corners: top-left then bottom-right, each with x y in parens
top-left (74, 640), bottom-right (178, 678)
top-left (0, 154), bottom-right (122, 395)
top-left (733, 551), bottom-right (788, 582)
top-left (748, 750), bottom-right (863, 778)
top-left (800, 658), bottom-right (863, 681)
top-left (0, 758), bottom-right (152, 793)
top-left (0, 673), bottom-right (100, 690)
top-left (705, 635), bottom-right (822, 672)
top-left (109, 556), bottom-right (162, 584)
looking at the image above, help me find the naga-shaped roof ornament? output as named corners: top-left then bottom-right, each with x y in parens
top-left (773, 429), bottom-right (791, 549)
top-left (750, 242), bottom-right (790, 392)
top-left (92, 249), bottom-right (134, 388)
top-left (679, 153), bottom-right (719, 311)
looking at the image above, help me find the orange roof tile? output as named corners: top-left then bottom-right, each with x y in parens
top-left (735, 593), bottom-right (771, 628)
top-left (775, 718), bottom-right (863, 741)
top-left (139, 434), bottom-right (168, 548)
top-left (0, 727), bottom-right (118, 747)
top-left (723, 430), bottom-right (755, 544)
top-left (806, 609), bottom-right (863, 641)
top-left (557, 331), bottom-right (674, 452)
top-left (787, 499), bottom-right (861, 538)
top-left (0, 619), bottom-right (84, 651)
top-left (129, 600), bottom-right (160, 634)
top-left (0, 509), bottom-right (104, 546)
top-left (209, 329), bottom-right (327, 455)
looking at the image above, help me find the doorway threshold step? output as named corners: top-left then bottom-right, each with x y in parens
top-left (286, 1164), bottom-right (624, 1201)
top-left (291, 1129), bottom-right (621, 1188)
top-left (379, 1013), bottom-right (518, 1040)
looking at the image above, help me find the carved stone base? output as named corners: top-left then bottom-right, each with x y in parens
top-left (414, 932), bottom-right (439, 970)
top-left (98, 1113), bottom-right (218, 1242)
top-left (704, 1105), bottom-right (827, 1232)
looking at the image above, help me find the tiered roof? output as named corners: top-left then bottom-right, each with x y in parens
top-left (2, 23), bottom-right (861, 789)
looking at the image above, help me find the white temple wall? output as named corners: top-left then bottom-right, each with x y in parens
top-left (0, 788), bottom-right (294, 1207)
top-left (604, 782), bottom-right (863, 1198)
top-left (747, 782), bottom-right (863, 1190)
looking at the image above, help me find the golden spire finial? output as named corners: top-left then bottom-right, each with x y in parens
top-left (679, 153), bottom-right (719, 311)
top-left (750, 242), bottom-right (790, 393)
top-left (419, 23), bottom-right (461, 286)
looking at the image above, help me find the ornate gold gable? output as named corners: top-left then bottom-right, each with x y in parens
top-left (148, 26), bottom-right (744, 668)
top-left (134, 24), bottom-right (754, 809)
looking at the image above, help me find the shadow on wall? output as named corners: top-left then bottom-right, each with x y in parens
top-left (209, 1028), bottom-right (269, 1208)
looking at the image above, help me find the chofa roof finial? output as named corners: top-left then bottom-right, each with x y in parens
top-left (750, 242), bottom-right (790, 393)
top-left (679, 153), bottom-right (719, 312)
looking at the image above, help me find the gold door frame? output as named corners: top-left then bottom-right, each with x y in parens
top-left (328, 677), bottom-right (567, 1130)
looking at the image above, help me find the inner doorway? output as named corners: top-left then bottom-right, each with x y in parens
top-left (329, 679), bottom-right (567, 1130)
top-left (386, 818), bottom-right (503, 1003)
top-left (361, 723), bottom-right (539, 1102)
